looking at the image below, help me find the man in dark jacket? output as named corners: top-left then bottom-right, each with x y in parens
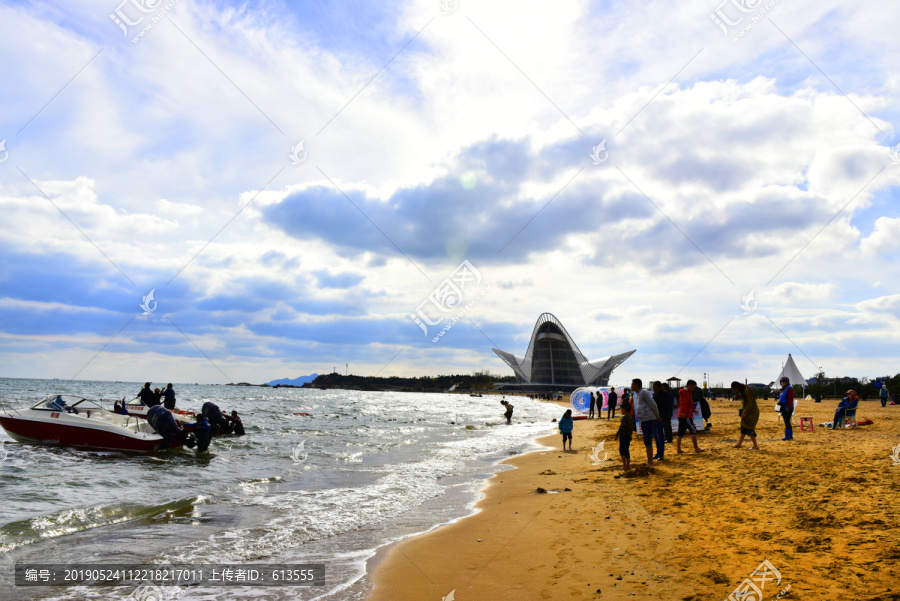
top-left (162, 383), bottom-right (177, 410)
top-left (693, 384), bottom-right (712, 430)
top-left (655, 381), bottom-right (675, 443)
top-left (137, 382), bottom-right (159, 406)
top-left (607, 388), bottom-right (618, 420)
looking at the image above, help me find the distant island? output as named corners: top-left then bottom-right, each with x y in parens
top-left (223, 372), bottom-right (515, 392)
top-left (298, 372), bottom-right (513, 392)
top-left (265, 374), bottom-right (319, 387)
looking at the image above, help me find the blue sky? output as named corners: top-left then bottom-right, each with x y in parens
top-left (0, 0), bottom-right (898, 385)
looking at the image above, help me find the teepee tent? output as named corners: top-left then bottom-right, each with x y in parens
top-left (775, 353), bottom-right (806, 388)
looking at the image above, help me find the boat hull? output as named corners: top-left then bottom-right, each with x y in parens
top-left (0, 414), bottom-right (181, 453)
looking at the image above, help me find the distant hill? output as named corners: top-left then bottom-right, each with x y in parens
top-left (266, 374), bottom-right (319, 387)
top-left (304, 372), bottom-right (515, 391)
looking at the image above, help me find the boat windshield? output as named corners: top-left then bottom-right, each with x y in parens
top-left (31, 395), bottom-right (102, 411)
top-left (70, 398), bottom-right (106, 411)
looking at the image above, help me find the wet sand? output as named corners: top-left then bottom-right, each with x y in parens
top-left (368, 397), bottom-right (900, 601)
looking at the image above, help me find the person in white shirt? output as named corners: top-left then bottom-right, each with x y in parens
top-left (630, 378), bottom-right (664, 467)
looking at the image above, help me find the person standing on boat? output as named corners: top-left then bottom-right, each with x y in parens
top-left (137, 382), bottom-right (158, 406)
top-left (163, 383), bottom-right (176, 410)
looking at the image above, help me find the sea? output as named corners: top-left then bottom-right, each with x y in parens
top-left (0, 378), bottom-right (562, 601)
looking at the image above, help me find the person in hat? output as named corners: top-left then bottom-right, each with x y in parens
top-left (776, 376), bottom-right (794, 440)
top-left (830, 390), bottom-right (858, 429)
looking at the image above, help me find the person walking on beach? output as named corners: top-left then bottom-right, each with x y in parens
top-left (676, 380), bottom-right (705, 454)
top-left (776, 377), bottom-right (794, 440)
top-left (589, 392), bottom-right (596, 419)
top-left (500, 399), bottom-right (514, 424)
top-left (694, 384), bottom-right (712, 430)
top-left (731, 382), bottom-right (760, 450)
top-left (631, 379), bottom-right (663, 466)
top-left (163, 383), bottom-right (176, 410)
top-left (881, 384), bottom-right (890, 408)
top-left (616, 398), bottom-right (635, 471)
top-left (558, 409), bottom-right (574, 451)
top-left (607, 388), bottom-right (618, 420)
top-left (653, 381), bottom-right (674, 444)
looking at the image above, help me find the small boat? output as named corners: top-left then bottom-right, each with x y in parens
top-left (0, 395), bottom-right (197, 453)
top-left (120, 400), bottom-right (195, 421)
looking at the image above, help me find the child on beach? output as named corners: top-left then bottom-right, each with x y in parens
top-left (558, 409), bottom-right (574, 451)
top-left (615, 399), bottom-right (635, 470)
top-left (500, 399), bottom-right (514, 424)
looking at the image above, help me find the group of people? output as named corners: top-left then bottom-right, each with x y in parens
top-left (115, 383), bottom-right (245, 437)
top-left (585, 384), bottom-right (714, 431)
top-left (609, 379), bottom-right (707, 469)
top-left (588, 388), bottom-right (620, 420)
top-left (132, 382), bottom-right (178, 410)
top-left (553, 376), bottom-right (809, 470)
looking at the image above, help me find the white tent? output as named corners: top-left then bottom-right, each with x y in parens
top-left (775, 353), bottom-right (806, 388)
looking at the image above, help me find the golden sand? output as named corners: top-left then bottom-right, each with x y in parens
top-left (367, 397), bottom-right (900, 601)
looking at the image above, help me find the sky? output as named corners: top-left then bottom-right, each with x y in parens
top-left (0, 0), bottom-right (898, 386)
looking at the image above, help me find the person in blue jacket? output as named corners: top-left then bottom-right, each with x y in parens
top-left (558, 409), bottom-right (574, 451)
top-left (777, 376), bottom-right (795, 440)
top-left (830, 390), bottom-right (858, 429)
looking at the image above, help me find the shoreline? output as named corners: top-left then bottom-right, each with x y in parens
top-left (366, 398), bottom-right (900, 601)
top-left (363, 408), bottom-right (563, 588)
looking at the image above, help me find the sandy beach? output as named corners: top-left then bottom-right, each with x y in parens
top-left (368, 396), bottom-right (900, 601)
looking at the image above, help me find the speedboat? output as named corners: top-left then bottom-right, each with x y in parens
top-left (0, 395), bottom-right (198, 453)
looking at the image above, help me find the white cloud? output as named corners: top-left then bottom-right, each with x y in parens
top-left (860, 216), bottom-right (900, 256)
top-left (0, 0), bottom-right (898, 383)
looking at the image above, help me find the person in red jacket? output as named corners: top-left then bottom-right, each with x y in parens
top-left (675, 380), bottom-right (705, 454)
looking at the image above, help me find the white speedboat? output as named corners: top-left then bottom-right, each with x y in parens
top-left (0, 395), bottom-right (194, 453)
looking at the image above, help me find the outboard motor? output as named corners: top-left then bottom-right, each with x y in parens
top-left (147, 405), bottom-right (193, 450)
top-left (201, 402), bottom-right (230, 436)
